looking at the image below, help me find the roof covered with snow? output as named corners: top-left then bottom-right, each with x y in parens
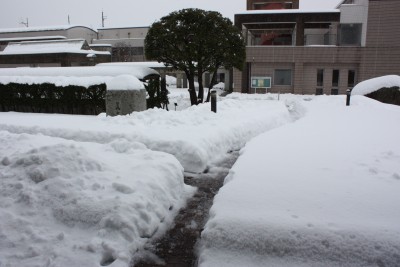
top-left (351, 75), bottom-right (400, 96)
top-left (0, 25), bottom-right (97, 34)
top-left (0, 36), bottom-right (66, 42)
top-left (0, 39), bottom-right (110, 56)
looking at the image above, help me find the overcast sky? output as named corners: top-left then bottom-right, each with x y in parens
top-left (0, 0), bottom-right (341, 30)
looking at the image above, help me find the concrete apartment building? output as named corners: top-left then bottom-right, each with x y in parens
top-left (93, 26), bottom-right (149, 62)
top-left (234, 0), bottom-right (400, 94)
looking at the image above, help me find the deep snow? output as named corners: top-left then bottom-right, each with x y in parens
top-left (1, 85), bottom-right (400, 266)
top-left (198, 95), bottom-right (400, 267)
top-left (0, 96), bottom-right (293, 173)
top-left (0, 91), bottom-right (295, 267)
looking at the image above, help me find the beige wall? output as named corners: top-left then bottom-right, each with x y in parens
top-left (98, 27), bottom-right (148, 40)
top-left (365, 0), bottom-right (400, 48)
top-left (357, 0), bottom-right (400, 81)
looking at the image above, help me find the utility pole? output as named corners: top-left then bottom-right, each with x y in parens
top-left (101, 11), bottom-right (107, 28)
top-left (68, 15), bottom-right (70, 25)
top-left (20, 18), bottom-right (29, 27)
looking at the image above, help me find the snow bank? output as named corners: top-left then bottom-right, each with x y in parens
top-left (165, 75), bottom-right (177, 87)
top-left (351, 75), bottom-right (400, 96)
top-left (0, 98), bottom-right (294, 173)
top-left (199, 95), bottom-right (400, 266)
top-left (0, 131), bottom-right (194, 267)
top-left (212, 82), bottom-right (225, 90)
top-left (0, 66), bottom-right (159, 88)
top-left (97, 62), bottom-right (168, 68)
top-left (0, 75), bottom-right (113, 88)
top-left (106, 75), bottom-right (145, 90)
top-left (0, 65), bottom-right (159, 80)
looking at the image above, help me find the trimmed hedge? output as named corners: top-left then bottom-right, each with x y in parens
top-left (0, 83), bottom-right (106, 115)
top-left (366, 87), bottom-right (400, 106)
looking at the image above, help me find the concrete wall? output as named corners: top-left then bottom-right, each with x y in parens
top-left (365, 0), bottom-right (400, 47)
top-left (358, 0), bottom-right (400, 81)
top-left (98, 27), bottom-right (149, 40)
top-left (66, 27), bottom-right (98, 43)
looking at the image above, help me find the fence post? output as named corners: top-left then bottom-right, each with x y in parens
top-left (346, 89), bottom-right (351, 106)
top-left (211, 89), bottom-right (217, 113)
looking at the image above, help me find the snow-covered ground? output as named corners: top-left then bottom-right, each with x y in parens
top-left (0, 94), bottom-right (292, 174)
top-left (0, 92), bottom-right (295, 267)
top-left (199, 95), bottom-right (400, 267)
top-left (1, 88), bottom-right (400, 267)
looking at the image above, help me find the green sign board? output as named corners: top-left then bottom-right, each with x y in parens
top-left (251, 77), bottom-right (271, 88)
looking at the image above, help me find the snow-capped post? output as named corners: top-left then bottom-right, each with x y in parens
top-left (105, 75), bottom-right (146, 116)
top-left (346, 89), bottom-right (351, 106)
top-left (211, 89), bottom-right (217, 113)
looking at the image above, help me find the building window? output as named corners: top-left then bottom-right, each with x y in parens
top-left (274, 69), bottom-right (292, 86)
top-left (339, 24), bottom-right (362, 46)
top-left (348, 70), bottom-right (356, 88)
top-left (332, 69), bottom-right (340, 88)
top-left (317, 69), bottom-right (324, 87)
top-left (316, 69), bottom-right (324, 95)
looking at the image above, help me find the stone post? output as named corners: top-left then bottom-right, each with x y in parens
top-left (105, 75), bottom-right (147, 116)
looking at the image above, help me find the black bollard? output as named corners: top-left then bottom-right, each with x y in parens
top-left (211, 89), bottom-right (217, 113)
top-left (346, 89), bottom-right (351, 106)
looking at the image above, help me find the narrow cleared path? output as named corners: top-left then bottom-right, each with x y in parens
top-left (132, 151), bottom-right (239, 267)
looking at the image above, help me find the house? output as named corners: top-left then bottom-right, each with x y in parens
top-left (234, 0), bottom-right (400, 94)
top-left (0, 39), bottom-right (111, 67)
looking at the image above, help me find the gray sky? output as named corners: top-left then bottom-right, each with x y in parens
top-left (0, 0), bottom-right (341, 30)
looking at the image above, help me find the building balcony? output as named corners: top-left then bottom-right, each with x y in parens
top-left (304, 34), bottom-right (337, 46)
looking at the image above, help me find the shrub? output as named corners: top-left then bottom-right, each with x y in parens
top-left (366, 87), bottom-right (400, 106)
top-left (0, 83), bottom-right (106, 115)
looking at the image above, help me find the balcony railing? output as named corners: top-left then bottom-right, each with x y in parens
top-left (304, 34), bottom-right (337, 46)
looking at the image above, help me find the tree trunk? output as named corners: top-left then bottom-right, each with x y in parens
top-left (187, 73), bottom-right (198, 105)
top-left (197, 74), bottom-right (204, 104)
top-left (206, 69), bottom-right (218, 102)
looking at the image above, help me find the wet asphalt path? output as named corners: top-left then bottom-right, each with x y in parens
top-left (132, 151), bottom-right (239, 267)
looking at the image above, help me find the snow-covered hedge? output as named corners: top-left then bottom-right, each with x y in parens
top-left (0, 83), bottom-right (106, 115)
top-left (351, 75), bottom-right (400, 96)
top-left (351, 75), bottom-right (400, 106)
